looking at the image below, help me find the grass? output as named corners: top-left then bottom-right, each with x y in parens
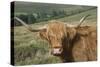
top-left (56, 8), bottom-right (97, 25)
top-left (14, 26), bottom-right (62, 66)
top-left (13, 8), bottom-right (97, 66)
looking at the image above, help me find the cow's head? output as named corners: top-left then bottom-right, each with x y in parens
top-left (39, 21), bottom-right (77, 56)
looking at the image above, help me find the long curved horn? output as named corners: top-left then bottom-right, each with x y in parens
top-left (14, 17), bottom-right (45, 32)
top-left (77, 14), bottom-right (90, 27)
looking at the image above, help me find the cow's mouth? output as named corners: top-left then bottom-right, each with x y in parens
top-left (52, 53), bottom-right (62, 56)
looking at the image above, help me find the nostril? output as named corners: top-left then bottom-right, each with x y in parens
top-left (59, 48), bottom-right (62, 52)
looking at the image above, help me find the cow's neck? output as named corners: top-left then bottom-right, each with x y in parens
top-left (61, 34), bottom-right (80, 62)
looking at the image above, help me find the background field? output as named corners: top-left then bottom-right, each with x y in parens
top-left (13, 1), bottom-right (97, 66)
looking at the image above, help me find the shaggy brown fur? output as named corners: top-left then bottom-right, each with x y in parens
top-left (39, 21), bottom-right (97, 62)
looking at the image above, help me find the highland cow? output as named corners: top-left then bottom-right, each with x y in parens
top-left (14, 16), bottom-right (97, 62)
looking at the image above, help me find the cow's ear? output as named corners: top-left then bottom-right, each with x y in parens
top-left (76, 26), bottom-right (89, 36)
top-left (39, 29), bottom-right (48, 40)
top-left (66, 27), bottom-right (76, 40)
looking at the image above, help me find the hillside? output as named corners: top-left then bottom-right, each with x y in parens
top-left (30, 8), bottom-right (97, 26)
top-left (14, 1), bottom-right (96, 15)
top-left (13, 1), bottom-right (97, 26)
top-left (57, 8), bottom-right (97, 25)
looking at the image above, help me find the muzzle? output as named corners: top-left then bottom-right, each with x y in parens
top-left (51, 48), bottom-right (63, 56)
